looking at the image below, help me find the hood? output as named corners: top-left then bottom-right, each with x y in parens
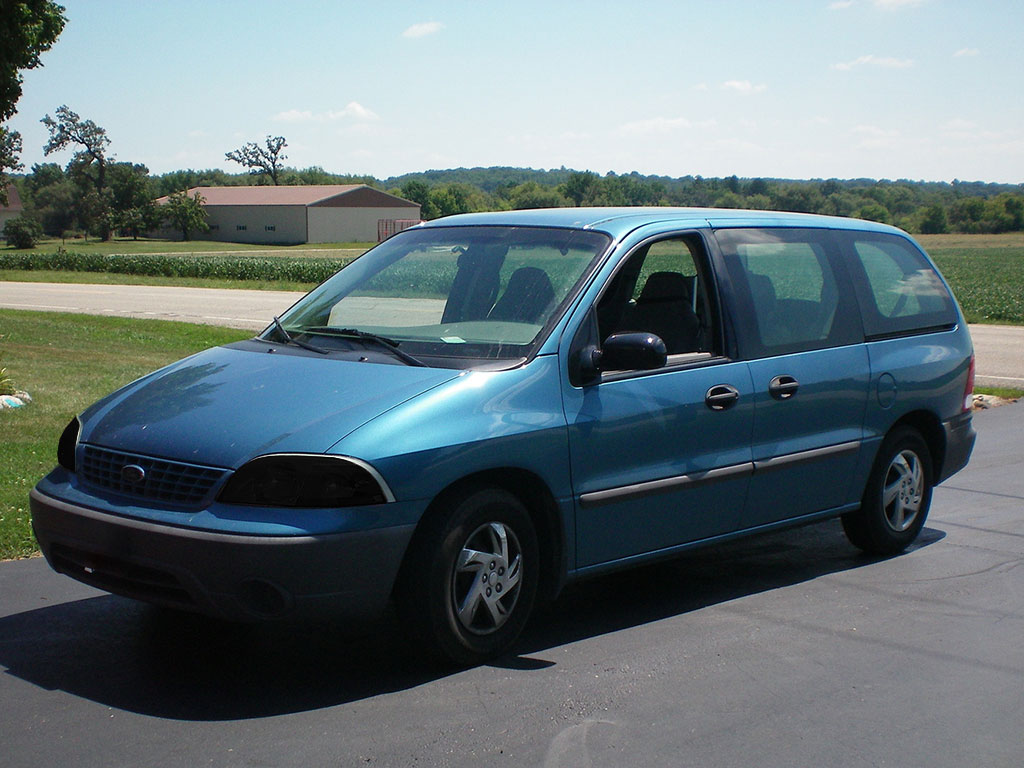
top-left (79, 344), bottom-right (462, 468)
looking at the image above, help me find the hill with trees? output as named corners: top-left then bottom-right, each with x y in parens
top-left (10, 149), bottom-right (1024, 241)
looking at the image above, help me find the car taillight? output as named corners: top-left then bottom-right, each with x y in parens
top-left (962, 354), bottom-right (975, 412)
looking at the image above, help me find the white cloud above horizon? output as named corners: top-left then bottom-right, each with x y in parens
top-left (833, 54), bottom-right (914, 71)
top-left (402, 21), bottom-right (443, 39)
top-left (273, 102), bottom-right (380, 123)
top-left (872, 0), bottom-right (926, 9)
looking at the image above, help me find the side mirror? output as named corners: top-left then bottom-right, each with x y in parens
top-left (598, 332), bottom-right (668, 372)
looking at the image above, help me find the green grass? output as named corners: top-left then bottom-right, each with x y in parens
top-left (0, 310), bottom-right (250, 560)
top-left (2, 236), bottom-right (373, 256)
top-left (0, 269), bottom-right (318, 292)
top-left (974, 386), bottom-right (1023, 400)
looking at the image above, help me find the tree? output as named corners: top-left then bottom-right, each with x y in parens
top-left (399, 180), bottom-right (431, 207)
top-left (106, 161), bottom-right (157, 237)
top-left (225, 135), bottom-right (287, 185)
top-left (1, 1), bottom-right (66, 202)
top-left (0, 126), bottom-right (22, 202)
top-left (919, 204), bottom-right (948, 234)
top-left (162, 190), bottom-right (208, 241)
top-left (508, 181), bottom-right (566, 209)
top-left (41, 105), bottom-right (114, 238)
top-left (42, 105), bottom-right (112, 192)
top-left (4, 214), bottom-right (43, 248)
top-left (559, 171), bottom-right (599, 206)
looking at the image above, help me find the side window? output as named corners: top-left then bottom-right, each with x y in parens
top-left (843, 234), bottom-right (957, 338)
top-left (596, 235), bottom-right (716, 356)
top-left (715, 228), bottom-right (859, 358)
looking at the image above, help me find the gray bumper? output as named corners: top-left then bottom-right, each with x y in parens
top-left (937, 411), bottom-right (976, 484)
top-left (30, 488), bottom-right (415, 621)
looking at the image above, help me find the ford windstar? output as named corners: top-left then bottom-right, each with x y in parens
top-left (31, 208), bottom-right (976, 664)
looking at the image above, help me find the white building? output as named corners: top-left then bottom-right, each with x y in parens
top-left (155, 185), bottom-right (421, 244)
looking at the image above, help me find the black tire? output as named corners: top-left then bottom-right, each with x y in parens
top-left (397, 486), bottom-right (539, 666)
top-left (842, 426), bottom-right (933, 555)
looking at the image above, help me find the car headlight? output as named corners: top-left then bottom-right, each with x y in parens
top-left (57, 416), bottom-right (81, 472)
top-left (218, 454), bottom-right (393, 508)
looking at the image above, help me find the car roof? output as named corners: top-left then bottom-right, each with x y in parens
top-left (417, 206), bottom-right (905, 241)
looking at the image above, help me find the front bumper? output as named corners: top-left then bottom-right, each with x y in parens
top-left (30, 488), bottom-right (415, 621)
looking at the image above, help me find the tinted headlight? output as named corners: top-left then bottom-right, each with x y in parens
top-left (218, 454), bottom-right (393, 508)
top-left (57, 417), bottom-right (81, 472)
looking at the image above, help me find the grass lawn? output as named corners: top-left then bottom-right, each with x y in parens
top-left (0, 269), bottom-right (319, 292)
top-left (1, 236), bottom-right (373, 257)
top-left (0, 310), bottom-right (250, 560)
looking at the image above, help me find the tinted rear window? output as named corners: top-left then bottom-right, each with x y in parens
top-left (841, 233), bottom-right (957, 338)
top-left (714, 228), bottom-right (860, 358)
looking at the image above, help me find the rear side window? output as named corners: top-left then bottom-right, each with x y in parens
top-left (841, 233), bottom-right (957, 339)
top-left (715, 228), bottom-right (860, 358)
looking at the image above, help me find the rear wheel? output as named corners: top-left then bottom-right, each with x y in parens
top-left (398, 486), bottom-right (538, 666)
top-left (842, 426), bottom-right (933, 555)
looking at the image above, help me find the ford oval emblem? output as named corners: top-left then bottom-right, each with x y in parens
top-left (121, 464), bottom-right (146, 485)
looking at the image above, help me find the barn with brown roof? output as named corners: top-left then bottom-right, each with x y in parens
top-left (155, 185), bottom-right (421, 244)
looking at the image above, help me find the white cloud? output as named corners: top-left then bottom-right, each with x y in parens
top-left (273, 102), bottom-right (379, 123)
top-left (402, 21), bottom-right (443, 39)
top-left (329, 102), bottom-right (379, 121)
top-left (872, 0), bottom-right (926, 8)
top-left (833, 54), bottom-right (914, 70)
top-left (722, 80), bottom-right (767, 93)
top-left (617, 116), bottom-right (692, 135)
top-left (954, 48), bottom-right (980, 57)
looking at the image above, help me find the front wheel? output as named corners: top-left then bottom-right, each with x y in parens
top-left (398, 487), bottom-right (539, 666)
top-left (842, 426), bottom-right (933, 555)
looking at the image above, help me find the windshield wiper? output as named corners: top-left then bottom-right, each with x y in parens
top-left (304, 326), bottom-right (427, 367)
top-left (269, 316), bottom-right (328, 354)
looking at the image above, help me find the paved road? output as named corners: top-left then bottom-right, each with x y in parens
top-left (2, 280), bottom-right (1022, 387)
top-left (1, 403), bottom-right (1021, 767)
top-left (0, 281), bottom-right (305, 331)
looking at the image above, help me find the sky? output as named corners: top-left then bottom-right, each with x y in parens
top-left (7, 0), bottom-right (1024, 184)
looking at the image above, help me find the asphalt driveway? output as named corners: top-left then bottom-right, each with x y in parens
top-left (1, 403), bottom-right (1021, 767)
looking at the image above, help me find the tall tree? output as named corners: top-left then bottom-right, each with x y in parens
top-left (225, 135), bottom-right (287, 185)
top-left (41, 105), bottom-right (111, 192)
top-left (0, 0), bottom-right (67, 203)
top-left (41, 105), bottom-right (113, 238)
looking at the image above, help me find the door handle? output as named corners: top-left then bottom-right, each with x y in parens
top-left (705, 384), bottom-right (740, 411)
top-left (769, 374), bottom-right (799, 400)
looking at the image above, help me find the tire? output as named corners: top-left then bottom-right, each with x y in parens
top-left (398, 486), bottom-right (539, 666)
top-left (842, 426), bottom-right (933, 555)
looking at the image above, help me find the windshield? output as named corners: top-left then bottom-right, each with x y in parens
top-left (271, 225), bottom-right (610, 366)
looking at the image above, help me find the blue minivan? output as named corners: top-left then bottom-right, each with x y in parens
top-left (31, 208), bottom-right (976, 664)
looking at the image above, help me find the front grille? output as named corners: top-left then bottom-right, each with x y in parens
top-left (80, 445), bottom-right (226, 506)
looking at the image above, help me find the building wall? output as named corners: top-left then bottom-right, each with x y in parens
top-left (203, 205), bottom-right (308, 244)
top-left (307, 206), bottom-right (420, 243)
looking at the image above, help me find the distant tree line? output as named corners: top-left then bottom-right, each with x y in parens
top-left (389, 169), bottom-right (1024, 235)
top-left (7, 109), bottom-right (1024, 243)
